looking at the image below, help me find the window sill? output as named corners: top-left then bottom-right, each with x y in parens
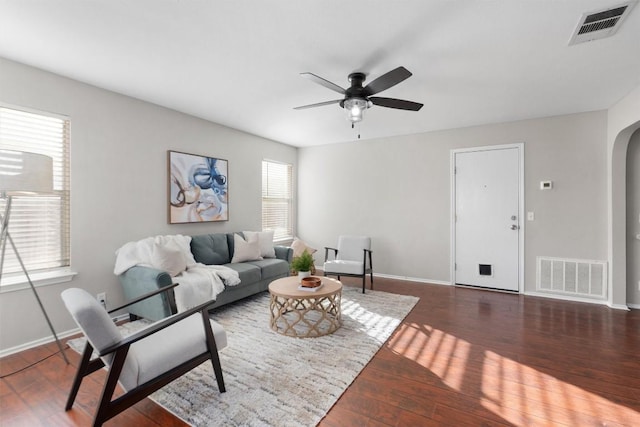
top-left (0, 269), bottom-right (78, 294)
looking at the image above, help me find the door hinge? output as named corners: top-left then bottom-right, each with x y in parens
top-left (454, 263), bottom-right (457, 271)
top-left (454, 166), bottom-right (457, 174)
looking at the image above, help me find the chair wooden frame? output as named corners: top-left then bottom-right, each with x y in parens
top-left (324, 246), bottom-right (373, 293)
top-left (65, 284), bottom-right (225, 427)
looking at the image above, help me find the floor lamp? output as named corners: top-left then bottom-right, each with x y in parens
top-left (0, 150), bottom-right (69, 364)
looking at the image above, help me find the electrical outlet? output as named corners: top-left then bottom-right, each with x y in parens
top-left (97, 292), bottom-right (107, 310)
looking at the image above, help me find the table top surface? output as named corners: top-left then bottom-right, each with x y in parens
top-left (269, 275), bottom-right (342, 298)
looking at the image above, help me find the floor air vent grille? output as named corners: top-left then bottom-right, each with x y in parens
top-left (537, 257), bottom-right (607, 300)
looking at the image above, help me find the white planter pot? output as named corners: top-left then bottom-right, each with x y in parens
top-left (298, 271), bottom-right (311, 282)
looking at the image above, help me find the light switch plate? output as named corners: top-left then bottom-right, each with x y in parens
top-left (527, 212), bottom-right (534, 221)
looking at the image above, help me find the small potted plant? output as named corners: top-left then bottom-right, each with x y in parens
top-left (290, 249), bottom-right (314, 280)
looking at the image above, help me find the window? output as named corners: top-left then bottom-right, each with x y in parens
top-left (262, 160), bottom-right (293, 242)
top-left (0, 106), bottom-right (70, 286)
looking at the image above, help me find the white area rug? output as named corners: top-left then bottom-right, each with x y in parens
top-left (68, 287), bottom-right (418, 426)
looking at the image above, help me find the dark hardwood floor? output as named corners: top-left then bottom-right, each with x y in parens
top-left (2, 277), bottom-right (639, 426)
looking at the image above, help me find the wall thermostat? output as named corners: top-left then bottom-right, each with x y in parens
top-left (540, 181), bottom-right (553, 190)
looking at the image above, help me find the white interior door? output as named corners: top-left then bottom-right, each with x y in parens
top-left (453, 146), bottom-right (521, 291)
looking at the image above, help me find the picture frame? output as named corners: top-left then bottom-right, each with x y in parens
top-left (168, 150), bottom-right (229, 223)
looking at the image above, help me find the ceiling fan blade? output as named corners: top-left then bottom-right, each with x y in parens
top-left (294, 99), bottom-right (342, 110)
top-left (363, 66), bottom-right (413, 96)
top-left (300, 72), bottom-right (346, 95)
top-left (369, 97), bottom-right (423, 111)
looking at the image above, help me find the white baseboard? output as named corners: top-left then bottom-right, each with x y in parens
top-left (314, 268), bottom-right (450, 287)
top-left (525, 290), bottom-right (630, 310)
top-left (314, 268), bottom-right (636, 310)
top-left (609, 303), bottom-right (631, 310)
top-left (0, 313), bottom-right (129, 359)
top-left (372, 273), bottom-right (451, 286)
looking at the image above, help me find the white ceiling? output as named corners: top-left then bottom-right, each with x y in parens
top-left (1, 0), bottom-right (639, 147)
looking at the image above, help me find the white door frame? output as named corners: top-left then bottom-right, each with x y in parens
top-left (450, 143), bottom-right (525, 292)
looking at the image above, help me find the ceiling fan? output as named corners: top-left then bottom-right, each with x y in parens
top-left (294, 66), bottom-right (423, 126)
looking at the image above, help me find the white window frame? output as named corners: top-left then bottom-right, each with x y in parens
top-left (262, 160), bottom-right (294, 243)
top-left (0, 104), bottom-right (76, 293)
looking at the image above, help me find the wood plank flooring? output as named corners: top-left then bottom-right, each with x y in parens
top-left (2, 277), bottom-right (639, 426)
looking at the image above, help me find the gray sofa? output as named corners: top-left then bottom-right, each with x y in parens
top-left (118, 232), bottom-right (292, 320)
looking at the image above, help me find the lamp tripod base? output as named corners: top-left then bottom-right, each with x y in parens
top-left (1, 197), bottom-right (69, 364)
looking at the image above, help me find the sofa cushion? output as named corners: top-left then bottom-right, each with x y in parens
top-left (231, 233), bottom-right (262, 263)
top-left (225, 262), bottom-right (261, 284)
top-left (291, 238), bottom-right (317, 258)
top-left (243, 230), bottom-right (276, 258)
top-left (151, 241), bottom-right (187, 277)
top-left (191, 234), bottom-right (230, 265)
top-left (246, 258), bottom-right (289, 279)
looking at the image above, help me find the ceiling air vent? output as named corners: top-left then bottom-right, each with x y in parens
top-left (569, 1), bottom-right (637, 45)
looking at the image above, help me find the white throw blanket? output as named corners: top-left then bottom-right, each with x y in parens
top-left (114, 235), bottom-right (240, 312)
top-left (172, 264), bottom-right (240, 312)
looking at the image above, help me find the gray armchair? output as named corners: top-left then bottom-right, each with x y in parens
top-left (61, 284), bottom-right (226, 426)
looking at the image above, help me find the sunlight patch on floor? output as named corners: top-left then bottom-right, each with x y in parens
top-left (388, 323), bottom-right (640, 426)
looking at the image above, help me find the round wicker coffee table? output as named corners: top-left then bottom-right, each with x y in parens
top-left (268, 276), bottom-right (342, 338)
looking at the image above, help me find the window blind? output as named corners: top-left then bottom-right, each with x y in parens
top-left (262, 160), bottom-right (293, 241)
top-left (0, 106), bottom-right (70, 281)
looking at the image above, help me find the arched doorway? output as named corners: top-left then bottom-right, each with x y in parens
top-left (610, 120), bottom-right (640, 309)
top-left (626, 129), bottom-right (640, 307)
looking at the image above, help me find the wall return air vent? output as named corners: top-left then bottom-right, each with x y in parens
top-left (569, 1), bottom-right (637, 45)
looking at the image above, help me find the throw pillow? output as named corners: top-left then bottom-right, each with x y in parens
top-left (231, 233), bottom-right (263, 263)
top-left (151, 242), bottom-right (187, 277)
top-left (243, 230), bottom-right (276, 258)
top-left (291, 238), bottom-right (317, 258)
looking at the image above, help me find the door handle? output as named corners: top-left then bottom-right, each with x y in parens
top-left (511, 224), bottom-right (519, 230)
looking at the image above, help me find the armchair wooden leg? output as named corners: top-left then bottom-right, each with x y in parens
top-left (370, 271), bottom-right (374, 291)
top-left (65, 342), bottom-right (95, 410)
top-left (202, 310), bottom-right (225, 393)
top-left (362, 275), bottom-right (366, 294)
top-left (94, 347), bottom-right (130, 427)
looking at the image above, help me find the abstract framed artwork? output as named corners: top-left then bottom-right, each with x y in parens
top-left (168, 150), bottom-right (229, 223)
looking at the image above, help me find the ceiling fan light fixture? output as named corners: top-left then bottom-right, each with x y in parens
top-left (344, 97), bottom-right (368, 123)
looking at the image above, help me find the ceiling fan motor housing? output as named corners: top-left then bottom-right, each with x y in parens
top-left (340, 72), bottom-right (368, 109)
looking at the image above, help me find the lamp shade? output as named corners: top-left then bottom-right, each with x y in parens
top-left (0, 149), bottom-right (53, 195)
top-left (344, 98), bottom-right (368, 123)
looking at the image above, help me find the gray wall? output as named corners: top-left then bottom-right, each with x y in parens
top-left (627, 129), bottom-right (640, 305)
top-left (0, 58), bottom-right (297, 353)
top-left (298, 111), bottom-right (608, 292)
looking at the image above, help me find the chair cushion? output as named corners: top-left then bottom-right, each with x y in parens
top-left (324, 260), bottom-right (365, 275)
top-left (61, 288), bottom-right (122, 367)
top-left (122, 315), bottom-right (227, 391)
top-left (336, 236), bottom-right (371, 262)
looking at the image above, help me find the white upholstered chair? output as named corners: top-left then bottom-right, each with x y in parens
top-left (61, 284), bottom-right (226, 426)
top-left (323, 235), bottom-right (373, 293)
